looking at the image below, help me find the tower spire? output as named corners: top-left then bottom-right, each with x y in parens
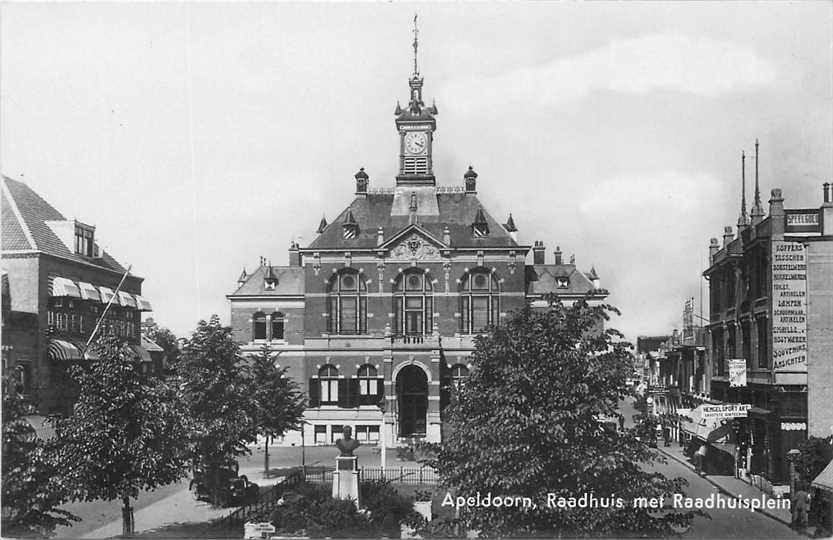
top-left (412, 14), bottom-right (419, 77)
top-left (751, 138), bottom-right (765, 222)
top-left (738, 150), bottom-right (749, 228)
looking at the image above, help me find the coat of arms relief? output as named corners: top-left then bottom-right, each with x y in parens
top-left (389, 234), bottom-right (440, 261)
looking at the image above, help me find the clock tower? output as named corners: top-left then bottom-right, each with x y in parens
top-left (395, 16), bottom-right (437, 187)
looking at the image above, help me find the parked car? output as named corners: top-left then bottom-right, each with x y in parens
top-left (189, 459), bottom-right (257, 507)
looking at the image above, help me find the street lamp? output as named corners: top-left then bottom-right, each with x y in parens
top-left (787, 448), bottom-right (801, 498)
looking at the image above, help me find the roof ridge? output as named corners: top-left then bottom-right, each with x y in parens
top-left (1, 177), bottom-right (37, 250)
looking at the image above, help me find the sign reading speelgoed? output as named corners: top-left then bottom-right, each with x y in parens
top-left (785, 209), bottom-right (821, 234)
top-left (701, 403), bottom-right (751, 419)
top-left (728, 359), bottom-right (747, 387)
top-left (771, 241), bottom-right (807, 373)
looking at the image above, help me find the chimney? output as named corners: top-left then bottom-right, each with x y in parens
top-left (722, 226), bottom-right (734, 248)
top-left (533, 241), bottom-right (546, 264)
top-left (355, 168), bottom-right (369, 196)
top-left (288, 241), bottom-right (301, 266)
top-left (769, 188), bottom-right (785, 239)
top-left (709, 238), bottom-right (720, 264)
top-left (464, 166), bottom-right (477, 194)
top-left (822, 183), bottom-right (833, 235)
top-left (554, 246), bottom-right (562, 265)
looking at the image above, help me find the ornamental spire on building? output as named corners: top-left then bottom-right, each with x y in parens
top-left (738, 150), bottom-right (749, 229)
top-left (395, 15), bottom-right (438, 187)
top-left (751, 138), bottom-right (765, 222)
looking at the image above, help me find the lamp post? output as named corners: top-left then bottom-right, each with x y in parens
top-left (787, 448), bottom-right (801, 498)
top-left (378, 399), bottom-right (387, 476)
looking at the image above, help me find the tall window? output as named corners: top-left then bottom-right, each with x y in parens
top-left (459, 270), bottom-right (500, 334)
top-left (327, 271), bottom-right (367, 335)
top-left (74, 226), bottom-right (94, 256)
top-left (756, 316), bottom-right (768, 368)
top-left (393, 270), bottom-right (433, 335)
top-left (712, 328), bottom-right (724, 376)
top-left (319, 365), bottom-right (339, 404)
top-left (450, 364), bottom-right (469, 389)
top-left (271, 312), bottom-right (285, 340)
top-left (741, 320), bottom-right (751, 362)
top-left (253, 311), bottom-right (267, 340)
top-left (357, 364), bottom-right (378, 396)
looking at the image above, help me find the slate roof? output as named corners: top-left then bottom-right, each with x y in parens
top-left (525, 264), bottom-right (601, 297)
top-left (229, 265), bottom-right (304, 296)
top-left (1, 177), bottom-right (129, 274)
top-left (306, 190), bottom-right (519, 250)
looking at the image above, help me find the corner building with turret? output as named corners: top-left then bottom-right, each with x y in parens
top-left (227, 54), bottom-right (608, 447)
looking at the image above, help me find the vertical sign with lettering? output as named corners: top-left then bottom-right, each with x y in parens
top-left (771, 241), bottom-right (807, 373)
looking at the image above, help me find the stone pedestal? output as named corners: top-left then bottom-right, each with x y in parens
top-left (332, 456), bottom-right (360, 507)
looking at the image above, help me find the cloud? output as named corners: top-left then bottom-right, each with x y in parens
top-left (440, 33), bottom-right (777, 112)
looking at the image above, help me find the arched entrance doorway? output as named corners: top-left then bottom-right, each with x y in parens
top-left (396, 365), bottom-right (428, 437)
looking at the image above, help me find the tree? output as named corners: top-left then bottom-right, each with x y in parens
top-left (2, 369), bottom-right (78, 538)
top-left (176, 315), bottom-right (257, 503)
top-left (52, 336), bottom-right (190, 536)
top-left (141, 318), bottom-right (181, 366)
top-left (250, 344), bottom-right (306, 473)
top-left (427, 299), bottom-right (700, 537)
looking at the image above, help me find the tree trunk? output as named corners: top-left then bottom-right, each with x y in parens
top-left (264, 435), bottom-right (270, 475)
top-left (122, 496), bottom-right (134, 536)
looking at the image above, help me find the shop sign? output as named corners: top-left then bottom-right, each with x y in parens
top-left (785, 209), bottom-right (821, 234)
top-left (701, 403), bottom-right (751, 419)
top-left (780, 422), bottom-right (807, 431)
top-left (728, 359), bottom-right (747, 387)
top-left (771, 241), bottom-right (807, 373)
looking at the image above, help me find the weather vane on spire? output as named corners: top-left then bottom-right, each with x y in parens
top-left (412, 14), bottom-right (419, 76)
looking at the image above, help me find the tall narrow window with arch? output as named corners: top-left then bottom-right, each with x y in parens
top-left (392, 270), bottom-right (433, 336)
top-left (271, 311), bottom-right (285, 340)
top-left (450, 364), bottom-right (469, 389)
top-left (327, 270), bottom-right (367, 335)
top-left (317, 365), bottom-right (339, 405)
top-left (357, 364), bottom-right (384, 406)
top-left (459, 270), bottom-right (500, 334)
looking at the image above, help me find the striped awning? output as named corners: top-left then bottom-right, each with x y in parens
top-left (133, 295), bottom-right (153, 311)
top-left (117, 291), bottom-right (137, 308)
top-left (48, 339), bottom-right (83, 361)
top-left (77, 282), bottom-right (101, 302)
top-left (50, 277), bottom-right (82, 298)
top-left (812, 459), bottom-right (833, 494)
top-left (99, 287), bottom-right (116, 304)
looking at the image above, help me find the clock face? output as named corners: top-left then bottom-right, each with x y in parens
top-left (404, 132), bottom-right (427, 154)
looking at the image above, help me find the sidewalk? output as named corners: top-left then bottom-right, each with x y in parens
top-left (656, 444), bottom-right (793, 526)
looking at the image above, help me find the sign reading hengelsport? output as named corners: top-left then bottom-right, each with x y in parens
top-left (771, 241), bottom-right (807, 372)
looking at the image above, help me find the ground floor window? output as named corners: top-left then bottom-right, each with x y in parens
top-left (314, 425), bottom-right (327, 444)
top-left (331, 425), bottom-right (344, 443)
top-left (355, 424), bottom-right (380, 442)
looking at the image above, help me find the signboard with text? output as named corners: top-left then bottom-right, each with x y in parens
top-left (785, 209), bottom-right (821, 235)
top-left (701, 403), bottom-right (751, 420)
top-left (728, 359), bottom-right (747, 387)
top-left (771, 241), bottom-right (807, 373)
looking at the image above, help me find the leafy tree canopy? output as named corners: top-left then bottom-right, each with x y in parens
top-left (428, 299), bottom-right (699, 537)
top-left (141, 318), bottom-right (181, 366)
top-left (250, 344), bottom-right (306, 440)
top-left (2, 370), bottom-right (78, 538)
top-left (51, 335), bottom-right (190, 533)
top-left (177, 315), bottom-right (257, 467)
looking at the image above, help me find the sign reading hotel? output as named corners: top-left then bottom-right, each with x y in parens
top-left (771, 241), bottom-right (807, 373)
top-left (728, 359), bottom-right (747, 387)
top-left (702, 403), bottom-right (751, 420)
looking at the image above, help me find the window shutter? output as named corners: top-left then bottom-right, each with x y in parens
top-left (350, 378), bottom-right (360, 408)
top-left (308, 379), bottom-right (320, 407)
top-left (338, 379), bottom-right (351, 408)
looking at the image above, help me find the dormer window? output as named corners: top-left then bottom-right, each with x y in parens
top-left (74, 226), bottom-right (94, 257)
top-left (556, 277), bottom-right (569, 289)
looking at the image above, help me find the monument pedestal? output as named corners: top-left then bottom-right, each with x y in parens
top-left (332, 456), bottom-right (360, 507)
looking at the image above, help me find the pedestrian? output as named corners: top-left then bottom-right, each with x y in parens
top-left (791, 487), bottom-right (810, 529)
top-left (663, 425), bottom-right (671, 447)
top-left (694, 444), bottom-right (707, 475)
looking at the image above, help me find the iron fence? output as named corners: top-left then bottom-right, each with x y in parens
top-left (304, 466), bottom-right (438, 485)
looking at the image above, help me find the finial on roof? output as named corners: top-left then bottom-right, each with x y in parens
top-left (504, 213), bottom-right (517, 232)
top-left (738, 150), bottom-right (749, 228)
top-left (237, 267), bottom-right (247, 284)
top-left (589, 266), bottom-right (599, 279)
top-left (751, 138), bottom-right (764, 221)
top-left (412, 14), bottom-right (419, 77)
top-left (394, 101), bottom-right (402, 116)
top-left (317, 215), bottom-right (328, 233)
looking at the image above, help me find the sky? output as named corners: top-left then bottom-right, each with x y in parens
top-left (2, 2), bottom-right (831, 341)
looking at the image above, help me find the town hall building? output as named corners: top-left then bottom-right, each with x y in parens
top-left (227, 36), bottom-right (607, 447)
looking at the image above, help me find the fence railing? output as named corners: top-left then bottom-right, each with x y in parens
top-left (218, 469), bottom-right (305, 527)
top-left (304, 466), bottom-right (438, 485)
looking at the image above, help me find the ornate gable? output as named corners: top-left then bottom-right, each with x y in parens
top-left (384, 225), bottom-right (445, 262)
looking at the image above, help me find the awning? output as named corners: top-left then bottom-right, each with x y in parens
top-left (711, 442), bottom-right (737, 457)
top-left (812, 459), bottom-right (833, 494)
top-left (133, 295), bottom-right (153, 311)
top-left (50, 277), bottom-right (81, 298)
top-left (706, 422), bottom-right (736, 443)
top-left (118, 291), bottom-right (137, 308)
top-left (77, 282), bottom-right (101, 302)
top-left (99, 287), bottom-right (116, 304)
top-left (48, 339), bottom-right (83, 361)
top-left (141, 335), bottom-right (164, 353)
top-left (129, 344), bottom-right (152, 363)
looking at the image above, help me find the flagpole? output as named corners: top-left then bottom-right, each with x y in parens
top-left (85, 265), bottom-right (132, 350)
